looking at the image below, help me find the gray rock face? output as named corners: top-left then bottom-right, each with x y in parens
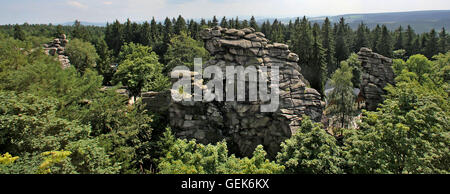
top-left (168, 27), bottom-right (325, 158)
top-left (43, 34), bottom-right (70, 69)
top-left (358, 47), bottom-right (395, 111)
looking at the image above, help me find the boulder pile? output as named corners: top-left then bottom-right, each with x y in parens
top-left (168, 27), bottom-right (325, 158)
top-left (43, 34), bottom-right (70, 69)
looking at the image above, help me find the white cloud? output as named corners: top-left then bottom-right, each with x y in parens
top-left (103, 1), bottom-right (113, 5)
top-left (67, 1), bottom-right (87, 9)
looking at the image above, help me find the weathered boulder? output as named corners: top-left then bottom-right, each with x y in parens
top-left (168, 28), bottom-right (325, 158)
top-left (358, 47), bottom-right (395, 111)
top-left (43, 34), bottom-right (70, 69)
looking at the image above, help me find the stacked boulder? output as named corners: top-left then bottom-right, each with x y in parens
top-left (43, 34), bottom-right (70, 69)
top-left (358, 47), bottom-right (395, 111)
top-left (168, 27), bottom-right (325, 158)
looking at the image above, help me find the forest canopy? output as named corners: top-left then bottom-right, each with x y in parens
top-left (0, 15), bottom-right (448, 174)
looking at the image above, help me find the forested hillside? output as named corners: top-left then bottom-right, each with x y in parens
top-left (269, 10), bottom-right (450, 34)
top-left (0, 15), bottom-right (448, 174)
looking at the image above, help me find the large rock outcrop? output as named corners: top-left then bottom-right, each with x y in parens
top-left (43, 34), bottom-right (70, 69)
top-left (168, 27), bottom-right (324, 158)
top-left (358, 47), bottom-right (395, 111)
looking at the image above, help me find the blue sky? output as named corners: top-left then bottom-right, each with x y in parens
top-left (1, 0), bottom-right (449, 24)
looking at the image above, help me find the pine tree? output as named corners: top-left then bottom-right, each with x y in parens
top-left (188, 19), bottom-right (200, 40)
top-left (228, 18), bottom-right (235, 28)
top-left (292, 16), bottom-right (313, 66)
top-left (212, 16), bottom-right (219, 27)
top-left (105, 20), bottom-right (123, 56)
top-left (322, 17), bottom-right (336, 76)
top-left (334, 17), bottom-right (350, 64)
top-left (261, 20), bottom-right (272, 39)
top-left (241, 20), bottom-right (249, 28)
top-left (72, 20), bottom-right (88, 41)
top-left (354, 22), bottom-right (369, 52)
top-left (326, 62), bottom-right (357, 129)
top-left (418, 34), bottom-right (427, 54)
top-left (174, 15), bottom-right (187, 35)
top-left (413, 36), bottom-right (421, 55)
top-left (200, 18), bottom-right (207, 27)
top-left (160, 17), bottom-right (174, 62)
top-left (55, 24), bottom-right (65, 38)
top-left (438, 27), bottom-right (448, 54)
top-left (13, 24), bottom-right (25, 41)
top-left (122, 19), bottom-right (134, 43)
top-left (94, 38), bottom-right (115, 85)
top-left (285, 20), bottom-right (293, 42)
top-left (394, 26), bottom-right (405, 50)
top-left (140, 21), bottom-right (152, 46)
top-left (311, 23), bottom-right (328, 95)
top-left (220, 16), bottom-right (229, 28)
top-left (131, 22), bottom-right (141, 43)
top-left (271, 19), bottom-right (284, 43)
top-left (376, 25), bottom-right (393, 57)
top-left (250, 16), bottom-right (259, 31)
top-left (405, 25), bottom-right (416, 56)
top-left (424, 29), bottom-right (439, 59)
top-left (371, 25), bottom-right (381, 53)
top-left (150, 17), bottom-right (159, 45)
top-left (235, 17), bottom-right (241, 29)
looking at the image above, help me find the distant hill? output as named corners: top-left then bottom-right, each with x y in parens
top-left (61, 21), bottom-right (106, 27)
top-left (61, 10), bottom-right (450, 33)
top-left (317, 10), bottom-right (450, 33)
top-left (260, 10), bottom-right (450, 33)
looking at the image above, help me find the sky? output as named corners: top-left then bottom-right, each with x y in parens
top-left (0, 0), bottom-right (449, 24)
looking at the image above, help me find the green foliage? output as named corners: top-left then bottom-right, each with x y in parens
top-left (0, 35), bottom-right (154, 174)
top-left (326, 62), bottom-right (357, 129)
top-left (276, 116), bottom-right (344, 174)
top-left (13, 24), bottom-right (26, 41)
top-left (424, 29), bottom-right (439, 59)
top-left (72, 20), bottom-right (89, 41)
top-left (335, 18), bottom-right (350, 63)
top-left (94, 37), bottom-right (115, 85)
top-left (114, 42), bottom-right (170, 97)
top-left (343, 53), bottom-right (362, 88)
top-left (354, 22), bottom-right (369, 51)
top-left (376, 25), bottom-right (393, 58)
top-left (321, 18), bottom-right (336, 76)
top-left (0, 91), bottom-right (118, 174)
top-left (164, 32), bottom-right (209, 72)
top-left (343, 53), bottom-right (449, 174)
top-left (38, 150), bottom-right (71, 174)
top-left (0, 153), bottom-right (19, 165)
top-left (344, 83), bottom-right (449, 174)
top-left (393, 49), bottom-right (407, 60)
top-left (438, 28), bottom-right (448, 54)
top-left (157, 129), bottom-right (284, 174)
top-left (395, 54), bottom-right (433, 84)
top-left (65, 38), bottom-right (100, 74)
top-left (310, 24), bottom-right (327, 95)
top-left (1, 16), bottom-right (448, 175)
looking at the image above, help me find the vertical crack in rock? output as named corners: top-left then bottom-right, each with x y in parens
top-left (168, 27), bottom-right (325, 158)
top-left (358, 47), bottom-right (395, 111)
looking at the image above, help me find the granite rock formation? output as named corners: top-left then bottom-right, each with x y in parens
top-left (358, 47), bottom-right (395, 111)
top-left (43, 34), bottom-right (70, 69)
top-left (168, 27), bottom-right (325, 158)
